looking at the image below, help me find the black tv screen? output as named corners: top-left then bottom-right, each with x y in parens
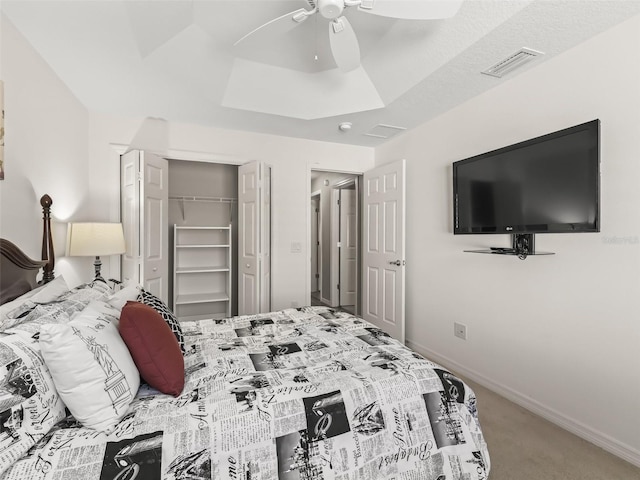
top-left (453, 120), bottom-right (600, 234)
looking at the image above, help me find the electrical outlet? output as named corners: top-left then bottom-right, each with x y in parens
top-left (454, 322), bottom-right (467, 340)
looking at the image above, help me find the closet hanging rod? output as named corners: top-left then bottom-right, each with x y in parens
top-left (171, 195), bottom-right (236, 222)
top-left (169, 195), bottom-right (237, 203)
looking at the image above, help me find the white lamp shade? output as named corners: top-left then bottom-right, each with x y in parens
top-left (67, 223), bottom-right (126, 257)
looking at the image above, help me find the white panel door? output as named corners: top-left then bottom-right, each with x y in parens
top-left (310, 197), bottom-right (319, 292)
top-left (238, 161), bottom-right (260, 315)
top-left (340, 189), bottom-right (357, 307)
top-left (121, 150), bottom-right (141, 285)
top-left (141, 151), bottom-right (168, 302)
top-left (362, 159), bottom-right (406, 343)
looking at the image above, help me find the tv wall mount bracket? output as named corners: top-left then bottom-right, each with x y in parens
top-left (464, 233), bottom-right (555, 260)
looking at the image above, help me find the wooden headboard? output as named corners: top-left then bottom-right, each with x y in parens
top-left (0, 194), bottom-right (56, 305)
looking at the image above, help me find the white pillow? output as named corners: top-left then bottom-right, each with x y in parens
top-left (28, 276), bottom-right (70, 302)
top-left (39, 300), bottom-right (140, 433)
top-left (0, 276), bottom-right (69, 323)
top-left (107, 282), bottom-right (141, 311)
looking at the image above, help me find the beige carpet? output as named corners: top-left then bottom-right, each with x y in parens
top-left (464, 378), bottom-right (640, 479)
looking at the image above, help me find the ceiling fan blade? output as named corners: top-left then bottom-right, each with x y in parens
top-left (234, 8), bottom-right (310, 47)
top-left (358, 0), bottom-right (463, 20)
top-left (329, 17), bottom-right (361, 73)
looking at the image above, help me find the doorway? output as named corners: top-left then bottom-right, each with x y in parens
top-left (310, 171), bottom-right (361, 314)
top-left (121, 151), bottom-right (243, 319)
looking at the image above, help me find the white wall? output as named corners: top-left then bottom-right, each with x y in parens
top-left (0, 15), bottom-right (91, 287)
top-left (88, 114), bottom-right (375, 311)
top-left (375, 15), bottom-right (640, 465)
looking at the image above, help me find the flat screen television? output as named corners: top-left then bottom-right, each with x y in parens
top-left (453, 119), bottom-right (600, 235)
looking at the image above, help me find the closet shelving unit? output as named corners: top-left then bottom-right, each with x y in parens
top-left (173, 224), bottom-right (232, 321)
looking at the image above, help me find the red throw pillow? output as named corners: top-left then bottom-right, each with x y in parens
top-left (119, 301), bottom-right (184, 396)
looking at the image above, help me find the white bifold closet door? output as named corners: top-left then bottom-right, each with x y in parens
top-left (238, 161), bottom-right (271, 315)
top-left (121, 150), bottom-right (169, 303)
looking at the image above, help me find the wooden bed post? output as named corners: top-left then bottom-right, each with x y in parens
top-left (40, 194), bottom-right (55, 283)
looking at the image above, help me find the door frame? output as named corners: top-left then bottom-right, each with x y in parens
top-left (308, 169), bottom-right (362, 314)
top-left (310, 191), bottom-right (321, 296)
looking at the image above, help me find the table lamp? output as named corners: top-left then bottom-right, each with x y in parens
top-left (67, 223), bottom-right (126, 282)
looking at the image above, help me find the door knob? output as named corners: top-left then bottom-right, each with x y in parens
top-left (389, 260), bottom-right (402, 266)
top-left (152, 267), bottom-right (158, 272)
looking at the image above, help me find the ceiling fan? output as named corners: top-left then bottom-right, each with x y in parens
top-left (234, 0), bottom-right (463, 73)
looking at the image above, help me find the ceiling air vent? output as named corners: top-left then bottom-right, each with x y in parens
top-left (364, 124), bottom-right (406, 139)
top-left (482, 48), bottom-right (544, 78)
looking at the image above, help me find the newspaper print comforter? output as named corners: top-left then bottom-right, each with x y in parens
top-left (2, 306), bottom-right (490, 480)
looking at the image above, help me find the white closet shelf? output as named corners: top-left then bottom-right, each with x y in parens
top-left (170, 195), bottom-right (237, 203)
top-left (175, 266), bottom-right (230, 274)
top-left (175, 225), bottom-right (231, 230)
top-left (171, 196), bottom-right (236, 221)
top-left (176, 244), bottom-right (230, 248)
top-left (175, 292), bottom-right (230, 305)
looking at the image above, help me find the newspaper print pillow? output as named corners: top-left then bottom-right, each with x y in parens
top-left (137, 289), bottom-right (185, 353)
top-left (1, 280), bottom-right (112, 335)
top-left (0, 334), bottom-right (67, 477)
top-left (0, 275), bottom-right (69, 327)
top-left (39, 300), bottom-right (140, 434)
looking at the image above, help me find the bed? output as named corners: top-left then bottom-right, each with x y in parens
top-left (0, 195), bottom-right (490, 480)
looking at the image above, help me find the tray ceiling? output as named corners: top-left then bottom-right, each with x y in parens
top-left (2, 0), bottom-right (639, 147)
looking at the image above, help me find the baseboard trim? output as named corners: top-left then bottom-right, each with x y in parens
top-left (405, 339), bottom-right (640, 468)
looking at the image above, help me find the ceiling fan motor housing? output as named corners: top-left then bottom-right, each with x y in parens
top-left (318, 0), bottom-right (344, 19)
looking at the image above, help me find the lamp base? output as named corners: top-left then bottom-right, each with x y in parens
top-left (93, 256), bottom-right (105, 283)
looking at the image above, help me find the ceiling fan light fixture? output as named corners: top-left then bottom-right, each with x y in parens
top-left (236, 0), bottom-right (461, 75)
top-left (319, 0), bottom-right (345, 19)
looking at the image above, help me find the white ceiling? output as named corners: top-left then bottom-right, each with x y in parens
top-left (3, 0), bottom-right (639, 147)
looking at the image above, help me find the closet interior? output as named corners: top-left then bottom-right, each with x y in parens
top-left (169, 160), bottom-right (238, 320)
